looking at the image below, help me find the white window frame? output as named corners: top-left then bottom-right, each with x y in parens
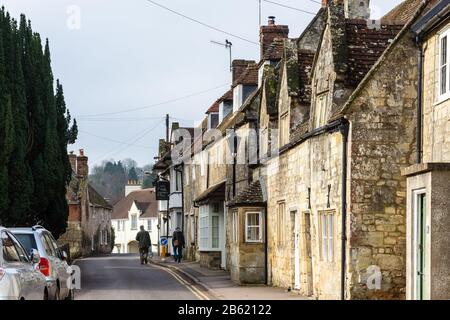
top-left (199, 205), bottom-right (209, 250)
top-left (320, 211), bottom-right (335, 263)
top-left (439, 29), bottom-right (450, 102)
top-left (245, 212), bottom-right (263, 243)
top-left (147, 219), bottom-right (152, 232)
top-left (131, 214), bottom-right (137, 230)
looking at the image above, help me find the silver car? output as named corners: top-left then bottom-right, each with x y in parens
top-left (11, 226), bottom-right (73, 300)
top-left (0, 226), bottom-right (48, 300)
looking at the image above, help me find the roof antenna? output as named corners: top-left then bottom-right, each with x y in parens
top-left (259, 0), bottom-right (262, 26)
top-left (210, 39), bottom-right (233, 72)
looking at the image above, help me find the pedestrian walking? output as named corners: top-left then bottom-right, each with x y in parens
top-left (172, 227), bottom-right (185, 263)
top-left (136, 225), bottom-right (152, 265)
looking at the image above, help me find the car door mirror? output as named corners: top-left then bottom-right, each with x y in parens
top-left (61, 251), bottom-right (68, 261)
top-left (30, 249), bottom-right (40, 264)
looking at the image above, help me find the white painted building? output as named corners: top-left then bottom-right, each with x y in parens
top-left (111, 187), bottom-right (158, 254)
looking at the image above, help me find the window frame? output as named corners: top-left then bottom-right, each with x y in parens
top-left (131, 214), bottom-right (138, 230)
top-left (439, 29), bottom-right (450, 102)
top-left (245, 212), bottom-right (263, 243)
top-left (277, 201), bottom-right (286, 246)
top-left (319, 210), bottom-right (335, 263)
top-left (314, 93), bottom-right (328, 129)
top-left (279, 112), bottom-right (289, 147)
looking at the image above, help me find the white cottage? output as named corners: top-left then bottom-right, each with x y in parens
top-left (111, 187), bottom-right (158, 254)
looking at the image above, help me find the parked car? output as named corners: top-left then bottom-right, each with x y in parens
top-left (0, 226), bottom-right (48, 300)
top-left (10, 226), bottom-right (74, 300)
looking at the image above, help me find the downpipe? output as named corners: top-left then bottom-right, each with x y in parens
top-left (416, 36), bottom-right (424, 164)
top-left (339, 120), bottom-right (349, 301)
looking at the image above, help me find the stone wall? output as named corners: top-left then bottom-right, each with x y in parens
top-left (200, 251), bottom-right (221, 269)
top-left (228, 207), bottom-right (266, 285)
top-left (344, 30), bottom-right (418, 299)
top-left (422, 23), bottom-right (450, 162)
top-left (265, 131), bottom-right (343, 299)
top-left (57, 221), bottom-right (83, 260)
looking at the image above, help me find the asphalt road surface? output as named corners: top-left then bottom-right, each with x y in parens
top-left (75, 254), bottom-right (199, 300)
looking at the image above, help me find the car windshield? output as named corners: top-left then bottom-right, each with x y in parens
top-left (13, 233), bottom-right (37, 254)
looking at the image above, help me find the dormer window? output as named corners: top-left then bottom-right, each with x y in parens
top-left (208, 112), bottom-right (219, 130)
top-left (219, 101), bottom-right (233, 121)
top-left (233, 85), bottom-right (244, 112)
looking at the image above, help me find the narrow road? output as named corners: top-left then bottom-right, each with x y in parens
top-left (75, 254), bottom-right (199, 300)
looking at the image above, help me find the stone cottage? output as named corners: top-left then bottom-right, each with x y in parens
top-left (402, 0), bottom-right (450, 300)
top-left (255, 0), bottom-right (438, 300)
top-left (58, 150), bottom-right (113, 259)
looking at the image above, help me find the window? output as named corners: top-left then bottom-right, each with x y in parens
top-left (440, 31), bottom-right (450, 99)
top-left (175, 170), bottom-right (182, 192)
top-left (277, 202), bottom-right (286, 245)
top-left (131, 214), bottom-right (137, 230)
top-left (320, 211), bottom-right (335, 262)
top-left (1, 232), bottom-right (24, 263)
top-left (314, 93), bottom-right (328, 128)
top-left (42, 233), bottom-right (57, 257)
top-left (199, 206), bottom-right (209, 250)
top-left (117, 221), bottom-right (121, 232)
top-left (211, 216), bottom-right (219, 248)
top-left (246, 212), bottom-right (262, 243)
top-left (279, 113), bottom-right (289, 147)
top-left (260, 127), bottom-right (269, 159)
top-left (147, 219), bottom-right (152, 232)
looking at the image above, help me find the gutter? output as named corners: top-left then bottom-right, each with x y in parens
top-left (339, 120), bottom-right (350, 300)
top-left (416, 36), bottom-right (424, 164)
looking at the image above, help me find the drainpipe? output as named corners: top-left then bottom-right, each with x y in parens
top-left (416, 35), bottom-right (424, 164)
top-left (264, 201), bottom-right (268, 285)
top-left (339, 119), bottom-right (349, 300)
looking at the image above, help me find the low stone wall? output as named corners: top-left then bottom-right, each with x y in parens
top-left (200, 251), bottom-right (221, 269)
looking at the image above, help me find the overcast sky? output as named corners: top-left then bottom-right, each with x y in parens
top-left (1, 0), bottom-right (403, 167)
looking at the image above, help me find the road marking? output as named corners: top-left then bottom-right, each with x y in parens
top-left (150, 264), bottom-right (210, 300)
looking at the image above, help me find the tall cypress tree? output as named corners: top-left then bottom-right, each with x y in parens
top-left (0, 8), bottom-right (77, 234)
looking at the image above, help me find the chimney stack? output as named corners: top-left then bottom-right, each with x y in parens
top-left (259, 16), bottom-right (289, 60)
top-left (68, 151), bottom-right (77, 172)
top-left (344, 0), bottom-right (370, 20)
top-left (76, 149), bottom-right (88, 178)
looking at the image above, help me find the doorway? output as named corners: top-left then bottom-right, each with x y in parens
top-left (293, 211), bottom-right (300, 290)
top-left (303, 212), bottom-right (313, 296)
top-left (414, 191), bottom-right (427, 300)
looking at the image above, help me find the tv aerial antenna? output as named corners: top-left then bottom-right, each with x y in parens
top-left (210, 39), bottom-right (233, 72)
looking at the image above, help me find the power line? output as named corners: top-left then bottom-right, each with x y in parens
top-left (309, 0), bottom-right (321, 5)
top-left (262, 0), bottom-right (317, 15)
top-left (79, 129), bottom-right (158, 149)
top-left (78, 116), bottom-right (165, 122)
top-left (93, 119), bottom-right (164, 162)
top-left (145, 0), bottom-right (259, 45)
top-left (77, 83), bottom-right (229, 118)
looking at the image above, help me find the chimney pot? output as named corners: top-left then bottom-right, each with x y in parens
top-left (79, 149), bottom-right (84, 156)
top-left (268, 16), bottom-right (276, 25)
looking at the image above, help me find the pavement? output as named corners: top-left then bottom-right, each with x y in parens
top-left (74, 254), bottom-right (202, 300)
top-left (150, 256), bottom-right (311, 300)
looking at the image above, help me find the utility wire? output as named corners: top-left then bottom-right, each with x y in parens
top-left (309, 0), bottom-right (321, 5)
top-left (79, 129), bottom-right (157, 149)
top-left (93, 119), bottom-right (164, 162)
top-left (78, 83), bottom-right (229, 118)
top-left (262, 0), bottom-right (317, 15)
top-left (78, 116), bottom-right (165, 122)
top-left (145, 0), bottom-right (259, 45)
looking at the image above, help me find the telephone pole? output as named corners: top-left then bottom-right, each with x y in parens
top-left (166, 114), bottom-right (170, 143)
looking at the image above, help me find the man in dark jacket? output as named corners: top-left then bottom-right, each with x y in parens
top-left (136, 225), bottom-right (151, 264)
top-left (172, 227), bottom-right (185, 263)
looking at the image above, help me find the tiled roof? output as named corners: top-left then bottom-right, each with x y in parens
top-left (381, 0), bottom-right (438, 24)
top-left (112, 189), bottom-right (157, 219)
top-left (263, 39), bottom-right (285, 61)
top-left (88, 184), bottom-right (112, 209)
top-left (232, 64), bottom-right (258, 87)
top-left (228, 180), bottom-right (265, 207)
top-left (298, 49), bottom-right (316, 104)
top-left (194, 180), bottom-right (226, 203)
top-left (345, 20), bottom-right (404, 88)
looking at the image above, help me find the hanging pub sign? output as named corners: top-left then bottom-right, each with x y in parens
top-left (155, 180), bottom-right (170, 200)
